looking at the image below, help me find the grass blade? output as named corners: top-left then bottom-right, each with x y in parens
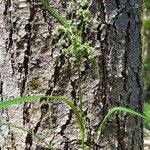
top-left (144, 19), bottom-right (150, 30)
top-left (41, 0), bottom-right (70, 29)
top-left (144, 63), bottom-right (150, 70)
top-left (144, 103), bottom-right (150, 129)
top-left (0, 95), bottom-right (85, 150)
top-left (93, 107), bottom-right (148, 141)
top-left (0, 121), bottom-right (52, 149)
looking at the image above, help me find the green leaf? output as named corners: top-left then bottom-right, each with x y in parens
top-left (41, 0), bottom-right (70, 29)
top-left (0, 95), bottom-right (85, 150)
top-left (93, 107), bottom-right (148, 141)
top-left (144, 0), bottom-right (150, 5)
top-left (144, 63), bottom-right (150, 70)
top-left (144, 103), bottom-right (150, 129)
top-left (144, 20), bottom-right (150, 30)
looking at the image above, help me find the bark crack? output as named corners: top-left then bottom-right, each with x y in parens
top-left (59, 110), bottom-right (73, 150)
top-left (123, 13), bottom-right (130, 91)
top-left (23, 1), bottom-right (37, 149)
top-left (99, 0), bottom-right (106, 23)
top-left (99, 26), bottom-right (109, 114)
top-left (9, 131), bottom-right (17, 150)
top-left (0, 81), bottom-right (3, 101)
top-left (25, 131), bottom-right (33, 150)
top-left (3, 0), bottom-right (11, 16)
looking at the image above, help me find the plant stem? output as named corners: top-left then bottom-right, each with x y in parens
top-left (77, 55), bottom-right (85, 150)
top-left (77, 56), bottom-right (83, 117)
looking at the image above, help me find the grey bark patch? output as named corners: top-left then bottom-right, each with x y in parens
top-left (0, 0), bottom-right (143, 149)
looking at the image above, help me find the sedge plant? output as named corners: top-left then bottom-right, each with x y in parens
top-left (0, 0), bottom-right (149, 150)
top-left (0, 96), bottom-right (148, 150)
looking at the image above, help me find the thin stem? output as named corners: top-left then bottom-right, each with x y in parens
top-left (76, 55), bottom-right (85, 150)
top-left (77, 56), bottom-right (83, 117)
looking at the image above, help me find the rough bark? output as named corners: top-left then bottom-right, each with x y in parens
top-left (0, 0), bottom-right (143, 150)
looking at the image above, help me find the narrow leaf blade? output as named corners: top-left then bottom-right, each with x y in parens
top-left (0, 95), bottom-right (85, 150)
top-left (41, 0), bottom-right (70, 29)
top-left (93, 107), bottom-right (148, 141)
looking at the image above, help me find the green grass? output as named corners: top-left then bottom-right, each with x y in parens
top-left (0, 95), bottom-right (84, 150)
top-left (144, 20), bottom-right (150, 30)
top-left (0, 96), bottom-right (148, 150)
top-left (144, 103), bottom-right (150, 129)
top-left (93, 107), bottom-right (147, 141)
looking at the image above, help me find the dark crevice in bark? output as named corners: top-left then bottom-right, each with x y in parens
top-left (33, 99), bottom-right (49, 135)
top-left (8, 27), bottom-right (13, 48)
top-left (4, 0), bottom-right (14, 69)
top-left (33, 97), bottom-right (50, 138)
top-left (0, 81), bottom-right (3, 101)
top-left (70, 78), bottom-right (79, 111)
top-left (11, 53), bottom-right (15, 76)
top-left (61, 0), bottom-right (68, 9)
top-left (123, 14), bottom-right (130, 91)
top-left (99, 27), bottom-right (109, 115)
top-left (3, 0), bottom-right (11, 16)
top-left (9, 131), bottom-right (17, 150)
top-left (59, 110), bottom-right (72, 136)
top-left (132, 66), bottom-right (143, 112)
top-left (126, 92), bottom-right (131, 107)
top-left (96, 24), bottom-right (101, 41)
top-left (41, 101), bottom-right (49, 117)
top-left (113, 23), bottom-right (118, 40)
top-left (21, 24), bottom-right (32, 95)
top-left (71, 80), bottom-right (77, 101)
top-left (33, 120), bottom-right (42, 134)
top-left (96, 0), bottom-right (110, 118)
top-left (115, 0), bottom-right (120, 9)
top-left (4, 0), bottom-right (13, 52)
top-left (116, 114), bottom-right (125, 150)
top-left (53, 54), bottom-right (65, 87)
top-left (21, 0), bottom-right (38, 95)
top-left (23, 1), bottom-right (36, 149)
top-left (59, 111), bottom-right (73, 150)
top-left (42, 6), bottom-right (48, 23)
top-left (131, 131), bottom-right (135, 150)
top-left (63, 141), bottom-right (69, 150)
top-left (23, 103), bottom-right (31, 125)
top-left (99, 0), bottom-right (106, 23)
top-left (80, 61), bottom-right (90, 80)
top-left (25, 131), bottom-right (33, 150)
top-left (22, 24), bottom-right (32, 125)
top-left (45, 82), bottom-right (53, 96)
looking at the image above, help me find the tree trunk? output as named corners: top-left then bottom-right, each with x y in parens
top-left (0, 0), bottom-right (143, 150)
